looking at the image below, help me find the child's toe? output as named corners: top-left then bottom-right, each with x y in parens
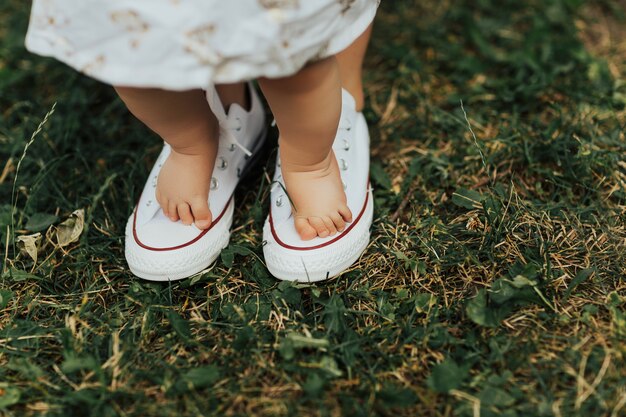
top-left (338, 204), bottom-right (353, 223)
top-left (322, 216), bottom-right (337, 235)
top-left (190, 196), bottom-right (212, 229)
top-left (295, 217), bottom-right (318, 240)
top-left (177, 203), bottom-right (193, 225)
top-left (308, 217), bottom-right (329, 238)
top-left (168, 200), bottom-right (179, 221)
top-left (330, 212), bottom-right (346, 232)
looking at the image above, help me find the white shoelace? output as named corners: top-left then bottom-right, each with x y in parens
top-left (205, 86), bottom-right (253, 157)
top-left (220, 118), bottom-right (252, 157)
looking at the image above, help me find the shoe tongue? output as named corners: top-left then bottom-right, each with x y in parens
top-left (227, 102), bottom-right (248, 120)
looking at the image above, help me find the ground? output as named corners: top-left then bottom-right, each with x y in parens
top-left (1, 1), bottom-right (625, 416)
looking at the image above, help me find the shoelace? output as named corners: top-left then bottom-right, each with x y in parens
top-left (206, 117), bottom-right (254, 191)
top-left (220, 117), bottom-right (252, 157)
top-left (205, 86), bottom-right (253, 157)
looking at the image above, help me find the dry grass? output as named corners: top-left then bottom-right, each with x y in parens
top-left (1, 0), bottom-right (625, 416)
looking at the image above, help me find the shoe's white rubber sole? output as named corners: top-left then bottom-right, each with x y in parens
top-left (262, 189), bottom-right (373, 282)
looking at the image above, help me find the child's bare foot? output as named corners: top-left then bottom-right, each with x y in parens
top-left (155, 141), bottom-right (218, 229)
top-left (281, 149), bottom-right (353, 240)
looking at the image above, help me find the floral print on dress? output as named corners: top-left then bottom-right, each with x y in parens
top-left (110, 10), bottom-right (150, 32)
top-left (185, 24), bottom-right (222, 65)
top-left (339, 0), bottom-right (356, 14)
top-left (258, 0), bottom-right (300, 10)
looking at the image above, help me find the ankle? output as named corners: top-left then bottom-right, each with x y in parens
top-left (167, 123), bottom-right (219, 157)
top-left (280, 148), bottom-right (333, 173)
top-left (169, 141), bottom-right (216, 159)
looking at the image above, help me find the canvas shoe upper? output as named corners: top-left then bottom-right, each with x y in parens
top-left (125, 83), bottom-right (267, 281)
top-left (262, 89), bottom-right (373, 282)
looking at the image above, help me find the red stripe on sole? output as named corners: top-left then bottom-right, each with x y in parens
top-left (132, 196), bottom-right (232, 251)
top-left (269, 184), bottom-right (370, 251)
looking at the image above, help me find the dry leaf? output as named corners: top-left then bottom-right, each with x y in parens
top-left (55, 209), bottom-right (85, 248)
top-left (16, 233), bottom-right (42, 263)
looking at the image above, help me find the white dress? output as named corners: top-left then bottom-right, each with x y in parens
top-left (25, 0), bottom-right (379, 90)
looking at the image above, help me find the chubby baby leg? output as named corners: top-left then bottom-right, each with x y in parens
top-left (114, 87), bottom-right (218, 229)
top-left (259, 57), bottom-right (352, 241)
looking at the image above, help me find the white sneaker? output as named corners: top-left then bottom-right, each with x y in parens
top-left (125, 83), bottom-right (267, 281)
top-left (262, 89), bottom-right (374, 282)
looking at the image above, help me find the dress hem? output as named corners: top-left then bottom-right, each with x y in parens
top-left (25, 5), bottom-right (377, 91)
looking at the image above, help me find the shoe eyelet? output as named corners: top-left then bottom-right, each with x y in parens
top-left (343, 140), bottom-right (350, 151)
top-left (235, 117), bottom-right (242, 131)
top-left (146, 199), bottom-right (152, 206)
top-left (276, 195), bottom-right (283, 207)
top-left (340, 159), bottom-right (348, 171)
top-left (210, 177), bottom-right (219, 190)
top-left (218, 157), bottom-right (228, 170)
top-left (152, 176), bottom-right (157, 187)
top-left (228, 143), bottom-right (236, 152)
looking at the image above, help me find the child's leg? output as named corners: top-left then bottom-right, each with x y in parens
top-left (115, 87), bottom-right (218, 229)
top-left (336, 23), bottom-right (373, 112)
top-left (259, 57), bottom-right (352, 240)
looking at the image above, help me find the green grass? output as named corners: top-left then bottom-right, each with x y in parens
top-left (1, 0), bottom-right (626, 416)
